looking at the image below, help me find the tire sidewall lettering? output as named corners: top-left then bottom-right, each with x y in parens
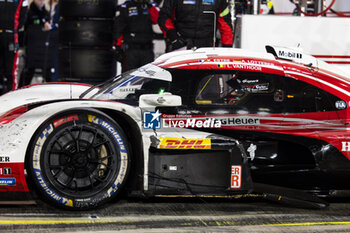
top-left (87, 115), bottom-right (128, 197)
top-left (31, 112), bottom-right (129, 209)
top-left (33, 123), bottom-right (74, 207)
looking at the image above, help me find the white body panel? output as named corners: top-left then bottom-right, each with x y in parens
top-left (0, 100), bottom-right (141, 163)
top-left (0, 93), bottom-right (213, 191)
top-left (0, 84), bottom-right (99, 115)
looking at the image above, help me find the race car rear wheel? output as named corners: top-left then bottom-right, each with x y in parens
top-left (28, 109), bottom-right (130, 210)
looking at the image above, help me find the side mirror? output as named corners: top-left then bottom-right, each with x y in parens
top-left (139, 93), bottom-right (182, 108)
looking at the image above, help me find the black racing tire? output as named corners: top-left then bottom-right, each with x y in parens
top-left (58, 48), bottom-right (116, 83)
top-left (28, 109), bottom-right (130, 210)
top-left (59, 19), bottom-right (113, 47)
top-left (59, 0), bottom-right (116, 18)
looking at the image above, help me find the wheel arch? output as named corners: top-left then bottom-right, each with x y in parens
top-left (95, 108), bottom-right (144, 194)
top-left (24, 107), bottom-right (144, 201)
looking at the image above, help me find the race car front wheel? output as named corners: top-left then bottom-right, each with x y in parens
top-left (28, 109), bottom-right (130, 210)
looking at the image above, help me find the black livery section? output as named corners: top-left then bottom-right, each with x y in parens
top-left (148, 137), bottom-right (253, 195)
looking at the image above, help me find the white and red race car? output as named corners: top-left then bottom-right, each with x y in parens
top-left (0, 46), bottom-right (349, 209)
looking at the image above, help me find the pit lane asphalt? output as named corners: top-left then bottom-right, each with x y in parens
top-left (0, 197), bottom-right (350, 232)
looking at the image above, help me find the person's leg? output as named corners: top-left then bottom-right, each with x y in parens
top-left (140, 48), bottom-right (154, 66)
top-left (122, 49), bottom-right (140, 72)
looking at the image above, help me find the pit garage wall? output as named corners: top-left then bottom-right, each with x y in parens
top-left (237, 15), bottom-right (350, 73)
top-left (271, 0), bottom-right (350, 14)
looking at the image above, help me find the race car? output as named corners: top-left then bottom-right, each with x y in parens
top-left (0, 46), bottom-right (349, 209)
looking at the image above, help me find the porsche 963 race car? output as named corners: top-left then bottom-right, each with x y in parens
top-left (0, 46), bottom-right (349, 209)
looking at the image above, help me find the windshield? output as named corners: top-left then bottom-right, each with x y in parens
top-left (91, 64), bottom-right (172, 101)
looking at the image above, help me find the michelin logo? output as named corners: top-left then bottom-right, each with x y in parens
top-left (0, 178), bottom-right (15, 186)
top-left (143, 110), bottom-right (161, 129)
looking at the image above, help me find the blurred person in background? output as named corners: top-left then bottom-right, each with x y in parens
top-left (158, 0), bottom-right (233, 51)
top-left (19, 0), bottom-right (54, 87)
top-left (113, 0), bottom-right (159, 72)
top-left (0, 0), bottom-right (28, 95)
top-left (46, 0), bottom-right (59, 82)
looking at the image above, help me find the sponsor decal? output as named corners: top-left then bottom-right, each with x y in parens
top-left (202, 0), bottom-right (214, 5)
top-left (148, 114), bottom-right (260, 129)
top-left (0, 168), bottom-right (11, 175)
top-left (143, 111), bottom-right (161, 129)
top-left (183, 0), bottom-right (195, 4)
top-left (231, 165), bottom-right (241, 189)
top-left (219, 117), bottom-right (260, 126)
top-left (53, 114), bottom-right (79, 128)
top-left (247, 143), bottom-right (257, 161)
top-left (88, 115), bottom-right (127, 153)
top-left (163, 118), bottom-right (221, 128)
top-left (159, 137), bottom-right (211, 149)
top-left (335, 101), bottom-right (347, 110)
top-left (341, 142), bottom-right (350, 152)
top-left (278, 50), bottom-right (302, 59)
top-left (128, 7), bottom-right (138, 16)
top-left (0, 157), bottom-right (10, 162)
top-left (0, 178), bottom-right (15, 186)
top-left (241, 79), bottom-right (259, 84)
top-left (119, 87), bottom-right (138, 92)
